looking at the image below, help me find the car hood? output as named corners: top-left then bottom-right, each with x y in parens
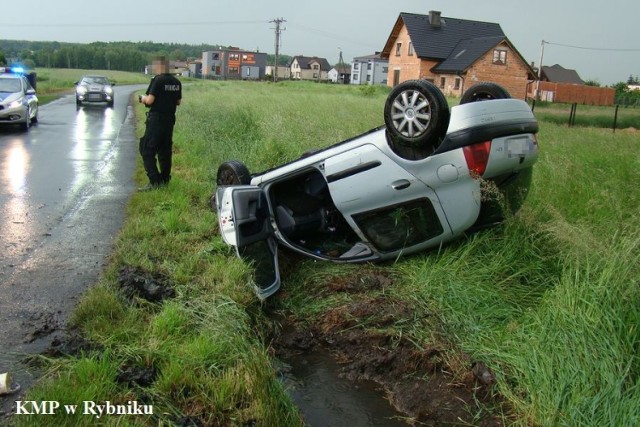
top-left (0, 92), bottom-right (21, 103)
top-left (81, 84), bottom-right (110, 90)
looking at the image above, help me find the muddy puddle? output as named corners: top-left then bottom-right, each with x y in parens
top-left (277, 335), bottom-right (408, 426)
top-left (271, 266), bottom-right (508, 426)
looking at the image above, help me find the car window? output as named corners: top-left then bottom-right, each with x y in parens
top-left (353, 198), bottom-right (444, 252)
top-left (0, 78), bottom-right (22, 93)
top-left (82, 77), bottom-right (108, 85)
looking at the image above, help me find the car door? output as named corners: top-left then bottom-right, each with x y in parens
top-left (215, 186), bottom-right (280, 300)
top-left (323, 143), bottom-right (451, 253)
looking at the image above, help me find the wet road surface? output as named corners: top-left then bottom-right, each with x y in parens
top-left (0, 85), bottom-right (144, 411)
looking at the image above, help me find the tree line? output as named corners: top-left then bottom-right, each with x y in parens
top-left (0, 39), bottom-right (291, 72)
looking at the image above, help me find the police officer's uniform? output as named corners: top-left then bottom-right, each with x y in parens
top-left (139, 72), bottom-right (182, 187)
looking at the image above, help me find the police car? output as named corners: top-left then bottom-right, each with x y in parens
top-left (0, 67), bottom-right (39, 131)
top-left (214, 80), bottom-right (539, 300)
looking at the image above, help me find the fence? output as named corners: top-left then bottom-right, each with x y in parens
top-left (531, 101), bottom-right (640, 132)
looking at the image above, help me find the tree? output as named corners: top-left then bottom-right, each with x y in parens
top-left (0, 50), bottom-right (6, 66)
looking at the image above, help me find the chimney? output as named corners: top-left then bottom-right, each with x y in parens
top-left (429, 10), bottom-right (442, 27)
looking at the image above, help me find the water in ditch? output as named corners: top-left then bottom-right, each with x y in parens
top-left (279, 350), bottom-right (409, 427)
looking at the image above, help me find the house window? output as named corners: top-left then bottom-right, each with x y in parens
top-left (367, 62), bottom-right (372, 70)
top-left (440, 77), bottom-right (446, 89)
top-left (353, 73), bottom-right (359, 82)
top-left (230, 53), bottom-right (239, 61)
top-left (229, 67), bottom-right (239, 74)
top-left (393, 69), bottom-right (400, 86)
top-left (395, 42), bottom-right (402, 56)
top-left (313, 73), bottom-right (318, 78)
top-left (454, 78), bottom-right (461, 90)
top-left (408, 42), bottom-right (414, 56)
top-left (382, 67), bottom-right (388, 73)
top-left (353, 62), bottom-right (360, 70)
top-left (366, 75), bottom-right (371, 82)
top-left (493, 49), bottom-right (507, 65)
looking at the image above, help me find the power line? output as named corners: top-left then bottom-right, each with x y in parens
top-left (0, 20), bottom-right (266, 28)
top-left (544, 40), bottom-right (640, 52)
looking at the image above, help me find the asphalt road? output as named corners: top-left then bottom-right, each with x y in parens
top-left (0, 84), bottom-right (145, 412)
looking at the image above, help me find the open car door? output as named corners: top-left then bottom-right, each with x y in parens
top-left (216, 186), bottom-right (280, 300)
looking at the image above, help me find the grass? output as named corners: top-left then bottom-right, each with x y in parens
top-left (14, 74), bottom-right (640, 426)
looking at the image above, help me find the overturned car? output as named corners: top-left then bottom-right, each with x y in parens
top-left (214, 80), bottom-right (539, 300)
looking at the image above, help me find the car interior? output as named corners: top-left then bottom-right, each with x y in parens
top-left (268, 169), bottom-right (367, 259)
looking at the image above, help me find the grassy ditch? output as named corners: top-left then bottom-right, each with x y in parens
top-left (15, 80), bottom-right (640, 426)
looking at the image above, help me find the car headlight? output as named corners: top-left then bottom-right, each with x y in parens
top-left (9, 98), bottom-right (24, 108)
top-left (76, 86), bottom-right (87, 95)
top-left (104, 86), bottom-right (113, 94)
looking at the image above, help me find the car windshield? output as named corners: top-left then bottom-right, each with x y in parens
top-left (82, 77), bottom-right (108, 85)
top-left (0, 78), bottom-right (22, 93)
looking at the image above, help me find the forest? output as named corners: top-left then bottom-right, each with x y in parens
top-left (0, 39), bottom-right (291, 72)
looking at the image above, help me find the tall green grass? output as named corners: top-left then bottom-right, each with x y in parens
top-left (18, 78), bottom-right (640, 426)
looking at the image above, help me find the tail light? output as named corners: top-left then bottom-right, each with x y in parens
top-left (463, 141), bottom-right (491, 177)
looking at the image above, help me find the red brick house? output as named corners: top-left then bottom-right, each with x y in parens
top-left (381, 11), bottom-right (536, 100)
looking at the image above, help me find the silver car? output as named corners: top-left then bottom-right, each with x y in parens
top-left (214, 81), bottom-right (539, 300)
top-left (0, 72), bottom-right (39, 131)
top-left (75, 75), bottom-right (115, 107)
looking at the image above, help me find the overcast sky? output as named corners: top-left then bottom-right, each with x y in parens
top-left (2, 0), bottom-right (638, 85)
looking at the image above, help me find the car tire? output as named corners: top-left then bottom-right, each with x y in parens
top-left (384, 80), bottom-right (450, 160)
top-left (216, 160), bottom-right (251, 186)
top-left (460, 82), bottom-right (511, 104)
top-left (21, 107), bottom-right (31, 131)
top-left (31, 109), bottom-right (38, 124)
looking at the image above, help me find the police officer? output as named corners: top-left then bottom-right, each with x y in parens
top-left (138, 56), bottom-right (182, 190)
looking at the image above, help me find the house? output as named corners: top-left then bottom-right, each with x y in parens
top-left (265, 65), bottom-right (291, 80)
top-left (201, 48), bottom-right (267, 80)
top-left (329, 64), bottom-right (351, 84)
top-left (350, 53), bottom-right (388, 85)
top-left (529, 64), bottom-right (614, 105)
top-left (540, 64), bottom-right (584, 84)
top-left (290, 56), bottom-right (331, 81)
top-left (380, 10), bottom-right (536, 99)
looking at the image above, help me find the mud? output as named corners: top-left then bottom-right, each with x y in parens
top-left (273, 269), bottom-right (509, 426)
top-left (117, 265), bottom-right (176, 303)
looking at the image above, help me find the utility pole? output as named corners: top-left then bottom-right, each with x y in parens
top-left (337, 48), bottom-right (345, 84)
top-left (270, 18), bottom-right (286, 82)
top-left (535, 40), bottom-right (546, 100)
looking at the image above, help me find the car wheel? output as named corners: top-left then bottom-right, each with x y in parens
top-left (21, 107), bottom-right (31, 131)
top-left (31, 108), bottom-right (38, 124)
top-left (216, 160), bottom-right (251, 186)
top-left (460, 82), bottom-right (511, 104)
top-left (384, 80), bottom-right (450, 160)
